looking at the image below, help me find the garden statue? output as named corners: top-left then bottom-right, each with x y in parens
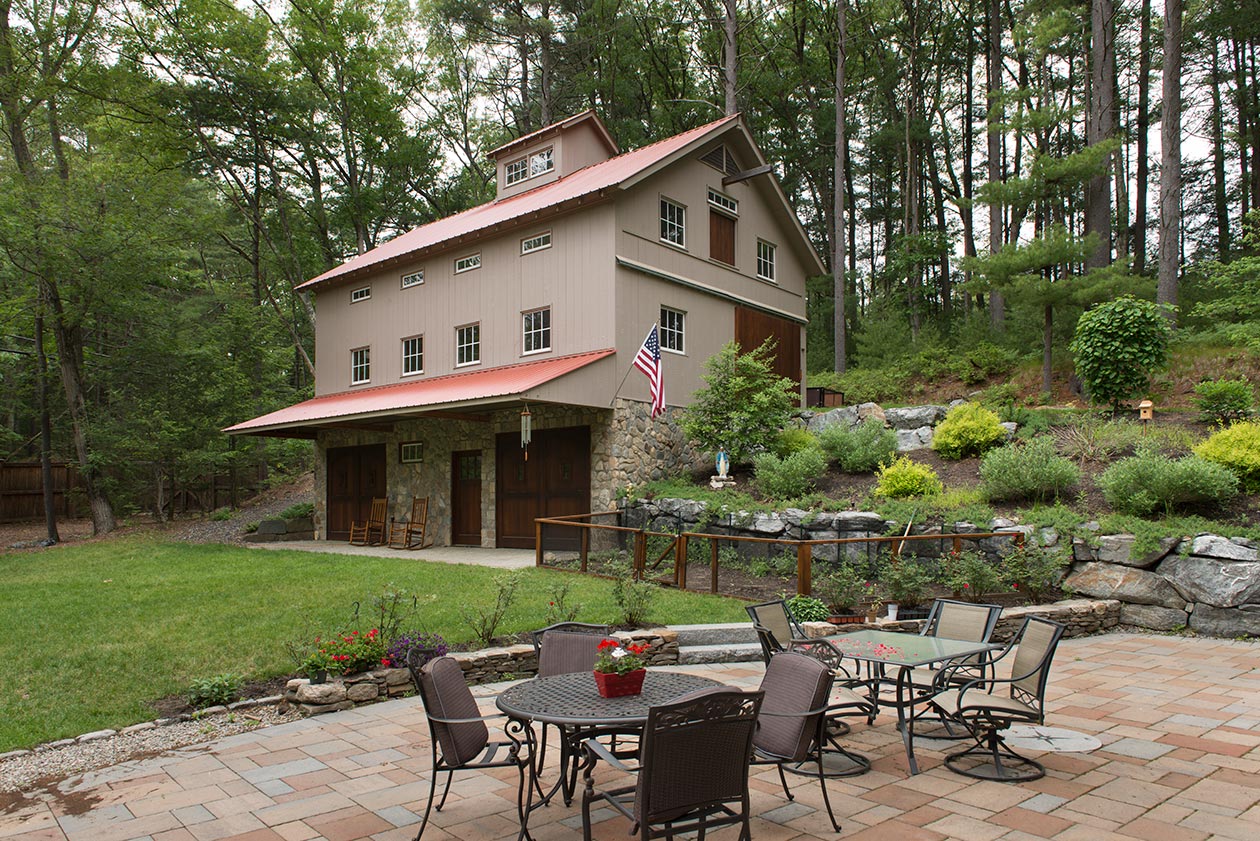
top-left (710, 447), bottom-right (735, 490)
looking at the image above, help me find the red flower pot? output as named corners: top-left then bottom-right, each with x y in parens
top-left (593, 668), bottom-right (646, 698)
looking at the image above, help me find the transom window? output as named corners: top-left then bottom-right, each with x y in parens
top-left (401, 270), bottom-right (424, 289)
top-left (522, 307), bottom-right (551, 354)
top-left (707, 188), bottom-right (738, 216)
top-left (402, 335), bottom-right (424, 376)
top-left (351, 347), bottom-right (370, 384)
top-left (456, 323), bottom-right (480, 366)
top-left (757, 240), bottom-right (777, 282)
top-left (660, 198), bottom-right (686, 247)
top-left (350, 286), bottom-right (371, 303)
top-left (660, 307), bottom-right (685, 354)
top-left (505, 157), bottom-right (529, 185)
top-left (455, 253), bottom-right (481, 273)
top-left (521, 231), bottom-right (552, 255)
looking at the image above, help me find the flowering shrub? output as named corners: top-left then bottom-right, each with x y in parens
top-left (593, 638), bottom-right (649, 674)
top-left (386, 631), bottom-right (448, 670)
top-left (316, 629), bottom-right (388, 674)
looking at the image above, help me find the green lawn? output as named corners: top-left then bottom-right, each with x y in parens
top-left (0, 536), bottom-right (747, 752)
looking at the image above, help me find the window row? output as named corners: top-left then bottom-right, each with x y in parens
top-left (351, 232), bottom-right (554, 302)
top-left (505, 147), bottom-right (555, 186)
top-left (658, 195), bottom-right (776, 282)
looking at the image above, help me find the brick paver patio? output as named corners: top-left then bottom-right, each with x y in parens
top-left (2, 633), bottom-right (1258, 840)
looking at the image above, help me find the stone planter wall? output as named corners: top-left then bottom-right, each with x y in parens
top-left (798, 598), bottom-right (1120, 643)
top-left (242, 517), bottom-right (314, 543)
top-left (283, 629), bottom-right (678, 715)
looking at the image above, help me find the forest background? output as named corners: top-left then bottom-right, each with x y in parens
top-left (2, 0), bottom-right (1258, 535)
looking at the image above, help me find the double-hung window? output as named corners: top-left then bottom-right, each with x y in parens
top-left (660, 198), bottom-right (686, 247)
top-left (402, 335), bottom-right (424, 376)
top-left (456, 324), bottom-right (480, 366)
top-left (757, 240), bottom-right (777, 282)
top-left (522, 307), bottom-right (551, 354)
top-left (660, 307), bottom-right (685, 354)
top-left (351, 347), bottom-right (371, 384)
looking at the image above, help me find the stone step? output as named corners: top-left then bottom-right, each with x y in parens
top-left (677, 642), bottom-right (764, 665)
top-left (668, 622), bottom-right (758, 647)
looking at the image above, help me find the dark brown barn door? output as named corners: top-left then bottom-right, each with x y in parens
top-left (451, 450), bottom-right (482, 545)
top-left (735, 306), bottom-right (801, 398)
top-left (710, 210), bottom-right (735, 265)
top-left (495, 425), bottom-right (590, 549)
top-left (326, 444), bottom-right (386, 540)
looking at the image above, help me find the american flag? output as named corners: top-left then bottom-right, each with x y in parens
top-left (633, 324), bottom-right (664, 418)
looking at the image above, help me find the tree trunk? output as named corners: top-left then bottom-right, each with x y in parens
top-left (1043, 304), bottom-right (1053, 397)
top-left (1211, 43), bottom-right (1231, 256)
top-left (1134, 0), bottom-right (1151, 272)
top-left (723, 0), bottom-right (738, 115)
top-left (35, 305), bottom-right (59, 544)
top-left (1157, 0), bottom-right (1182, 317)
top-left (986, 0), bottom-right (1005, 328)
top-left (1085, 0), bottom-right (1115, 270)
top-left (1232, 37), bottom-right (1250, 217)
top-left (833, 0), bottom-right (847, 373)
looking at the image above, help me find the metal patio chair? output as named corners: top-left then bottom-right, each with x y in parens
top-left (387, 496), bottom-right (433, 549)
top-left (348, 497), bottom-right (388, 545)
top-left (907, 598), bottom-right (1004, 736)
top-left (745, 599), bottom-right (810, 663)
top-left (932, 616), bottom-right (1067, 781)
top-left (580, 687), bottom-right (764, 841)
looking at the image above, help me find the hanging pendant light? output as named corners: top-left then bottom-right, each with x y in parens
top-left (520, 404), bottom-right (532, 461)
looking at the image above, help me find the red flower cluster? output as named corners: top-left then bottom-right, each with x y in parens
top-left (593, 638), bottom-right (649, 675)
top-left (314, 628), bottom-right (388, 675)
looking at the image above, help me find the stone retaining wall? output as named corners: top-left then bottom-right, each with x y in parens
top-left (798, 598), bottom-right (1120, 643)
top-left (242, 517), bottom-right (314, 543)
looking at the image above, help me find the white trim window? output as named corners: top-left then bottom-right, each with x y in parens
top-left (756, 240), bottom-right (777, 282)
top-left (401, 270), bottom-right (424, 289)
top-left (402, 335), bottom-right (424, 376)
top-left (530, 147), bottom-right (554, 176)
top-left (707, 188), bottom-right (738, 216)
top-left (522, 307), bottom-right (551, 354)
top-left (456, 323), bottom-right (481, 366)
top-left (521, 231), bottom-right (552, 255)
top-left (505, 157), bottom-right (529, 185)
top-left (350, 286), bottom-right (371, 303)
top-left (455, 253), bottom-right (481, 273)
top-left (351, 346), bottom-right (371, 384)
top-left (660, 307), bottom-right (685, 354)
top-left (660, 197), bottom-right (686, 247)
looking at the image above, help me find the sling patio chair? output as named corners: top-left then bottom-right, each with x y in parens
top-left (387, 496), bottom-right (433, 550)
top-left (407, 652), bottom-right (527, 840)
top-left (745, 598), bottom-right (810, 663)
top-left (579, 687), bottom-right (764, 841)
top-left (752, 650), bottom-right (869, 831)
top-left (904, 598), bottom-right (1004, 737)
top-left (348, 497), bottom-right (388, 545)
top-left (930, 615), bottom-right (1066, 781)
top-left (529, 622), bottom-right (612, 805)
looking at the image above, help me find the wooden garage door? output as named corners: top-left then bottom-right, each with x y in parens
top-left (735, 306), bottom-right (802, 395)
top-left (495, 425), bottom-right (590, 549)
top-left (326, 444), bottom-right (386, 540)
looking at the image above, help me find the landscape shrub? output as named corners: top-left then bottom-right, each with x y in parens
top-left (385, 631), bottom-right (447, 669)
top-left (932, 402), bottom-right (1006, 459)
top-left (939, 550), bottom-right (1007, 602)
top-left (1001, 543), bottom-right (1070, 602)
top-left (979, 438), bottom-right (1080, 503)
top-left (879, 559), bottom-right (933, 608)
top-left (830, 366), bottom-right (909, 405)
top-left (187, 673), bottom-right (243, 709)
top-left (875, 457), bottom-right (944, 498)
top-left (316, 628), bottom-right (388, 674)
top-left (1098, 452), bottom-right (1240, 515)
top-left (953, 342), bottom-right (1020, 385)
top-left (1192, 378), bottom-right (1254, 425)
top-left (752, 446), bottom-right (827, 500)
top-left (459, 570), bottom-right (523, 645)
top-left (612, 564), bottom-right (658, 626)
top-left (818, 418), bottom-right (898, 473)
top-left (279, 502), bottom-right (314, 519)
top-left (772, 427), bottom-right (819, 458)
top-left (1194, 421), bottom-right (1260, 491)
top-left (785, 594), bottom-right (830, 623)
top-left (814, 563), bottom-right (867, 612)
top-left (679, 339), bottom-right (796, 464)
top-left (209, 507), bottom-right (233, 522)
top-left (1069, 296), bottom-right (1171, 411)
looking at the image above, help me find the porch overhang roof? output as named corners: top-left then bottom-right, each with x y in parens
top-left (224, 349), bottom-right (615, 438)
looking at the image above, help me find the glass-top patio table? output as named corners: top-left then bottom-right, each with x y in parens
top-left (827, 629), bottom-right (1002, 775)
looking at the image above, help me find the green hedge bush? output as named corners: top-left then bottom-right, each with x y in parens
top-left (753, 446), bottom-right (828, 500)
top-left (772, 427), bottom-right (819, 458)
top-left (979, 438), bottom-right (1080, 503)
top-left (1098, 452), bottom-right (1239, 515)
top-left (818, 418), bottom-right (898, 473)
top-left (1194, 421), bottom-right (1260, 491)
top-left (875, 457), bottom-right (944, 498)
top-left (932, 403), bottom-right (1006, 459)
top-left (1192, 378), bottom-right (1254, 425)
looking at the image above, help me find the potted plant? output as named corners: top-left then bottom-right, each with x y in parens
top-left (815, 565), bottom-right (866, 623)
top-left (880, 558), bottom-right (934, 620)
top-left (301, 650), bottom-right (334, 684)
top-left (785, 594), bottom-right (830, 624)
top-left (592, 638), bottom-right (650, 698)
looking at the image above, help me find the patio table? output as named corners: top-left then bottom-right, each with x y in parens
top-left (496, 670), bottom-right (722, 839)
top-left (827, 628), bottom-right (1002, 774)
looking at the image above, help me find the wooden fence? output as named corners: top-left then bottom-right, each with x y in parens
top-left (0, 462), bottom-right (82, 523)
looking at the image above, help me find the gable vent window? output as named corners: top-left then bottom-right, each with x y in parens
top-left (707, 189), bottom-right (738, 215)
top-left (521, 231), bottom-right (552, 255)
top-left (455, 253), bottom-right (481, 274)
top-left (350, 286), bottom-right (371, 303)
top-left (699, 144), bottom-right (739, 175)
top-left (401, 270), bottom-right (424, 289)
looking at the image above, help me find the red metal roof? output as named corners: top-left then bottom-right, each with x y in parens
top-left (298, 114), bottom-right (741, 291)
top-left (224, 349), bottom-right (615, 435)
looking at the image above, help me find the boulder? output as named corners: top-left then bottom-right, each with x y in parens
top-left (750, 513), bottom-right (786, 535)
top-left (885, 405), bottom-right (945, 430)
top-left (1063, 563), bottom-right (1187, 609)
top-left (1119, 603), bottom-right (1188, 631)
top-left (999, 421), bottom-right (1018, 440)
top-left (256, 519), bottom-right (288, 535)
top-left (1072, 538), bottom-right (1097, 562)
top-left (806, 407), bottom-right (860, 434)
top-left (1188, 604), bottom-right (1260, 638)
top-left (1097, 535), bottom-right (1137, 565)
top-left (856, 402), bottom-right (887, 423)
top-left (1189, 535), bottom-right (1259, 563)
top-left (895, 426), bottom-right (933, 451)
top-left (346, 682), bottom-right (380, 703)
top-left (832, 511), bottom-right (887, 533)
top-left (284, 517), bottom-right (314, 536)
top-left (1157, 555), bottom-right (1260, 608)
top-left (654, 498), bottom-right (706, 523)
top-left (295, 682), bottom-right (348, 705)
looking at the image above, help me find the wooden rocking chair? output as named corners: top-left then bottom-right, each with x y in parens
top-left (388, 496), bottom-right (433, 550)
top-left (348, 497), bottom-right (388, 545)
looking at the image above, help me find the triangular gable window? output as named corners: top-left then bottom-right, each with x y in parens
top-left (699, 144), bottom-right (738, 175)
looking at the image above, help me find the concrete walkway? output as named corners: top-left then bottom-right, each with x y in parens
top-left (247, 542), bottom-right (536, 569)
top-left (3, 634), bottom-right (1259, 840)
